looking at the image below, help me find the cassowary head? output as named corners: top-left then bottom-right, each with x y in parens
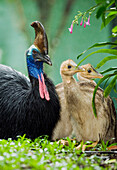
top-left (26, 21), bottom-right (52, 101)
top-left (26, 21), bottom-right (52, 66)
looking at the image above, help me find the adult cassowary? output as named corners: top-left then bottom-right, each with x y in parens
top-left (0, 21), bottom-right (60, 140)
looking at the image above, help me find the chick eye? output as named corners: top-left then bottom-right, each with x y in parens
top-left (87, 69), bottom-right (91, 73)
top-left (68, 65), bottom-right (71, 69)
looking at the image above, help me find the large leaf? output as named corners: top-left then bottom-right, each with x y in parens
top-left (103, 77), bottom-right (110, 88)
top-left (78, 49), bottom-right (117, 66)
top-left (100, 67), bottom-right (117, 74)
top-left (101, 12), bottom-right (106, 26)
top-left (115, 0), bottom-right (117, 8)
top-left (104, 75), bottom-right (117, 97)
top-left (106, 0), bottom-right (115, 8)
top-left (96, 56), bottom-right (117, 69)
top-left (85, 3), bottom-right (101, 14)
top-left (101, 14), bottom-right (116, 29)
top-left (96, 6), bottom-right (106, 19)
top-left (95, 0), bottom-right (106, 4)
top-left (113, 83), bottom-right (117, 93)
top-left (107, 11), bottom-right (117, 17)
top-left (77, 42), bottom-right (117, 60)
top-left (92, 73), bottom-right (116, 117)
top-left (112, 26), bottom-right (117, 33)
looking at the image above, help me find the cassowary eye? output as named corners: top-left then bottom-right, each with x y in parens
top-left (68, 65), bottom-right (71, 69)
top-left (88, 69), bottom-right (91, 73)
top-left (32, 50), bottom-right (37, 55)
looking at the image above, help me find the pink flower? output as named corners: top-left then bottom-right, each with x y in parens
top-left (80, 18), bottom-right (83, 26)
top-left (84, 22), bottom-right (86, 28)
top-left (86, 15), bottom-right (90, 25)
top-left (68, 22), bottom-right (73, 34)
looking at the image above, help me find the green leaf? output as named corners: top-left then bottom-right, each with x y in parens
top-left (89, 42), bottom-right (117, 48)
top-left (100, 67), bottom-right (117, 74)
top-left (92, 73), bottom-right (116, 117)
top-left (101, 14), bottom-right (116, 29)
top-left (115, 0), bottom-right (117, 8)
top-left (96, 56), bottom-right (117, 69)
top-left (112, 26), bottom-right (117, 33)
top-left (77, 42), bottom-right (117, 60)
top-left (85, 3), bottom-right (101, 14)
top-left (96, 6), bottom-right (106, 19)
top-left (103, 77), bottom-right (110, 88)
top-left (104, 75), bottom-right (117, 97)
top-left (101, 13), bottom-right (106, 26)
top-left (78, 49), bottom-right (117, 66)
top-left (113, 83), bottom-right (117, 93)
top-left (107, 11), bottom-right (117, 17)
top-left (106, 0), bottom-right (115, 8)
top-left (95, 0), bottom-right (106, 4)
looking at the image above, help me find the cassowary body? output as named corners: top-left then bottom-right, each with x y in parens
top-left (0, 21), bottom-right (60, 140)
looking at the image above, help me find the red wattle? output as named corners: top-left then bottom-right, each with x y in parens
top-left (41, 73), bottom-right (50, 101)
top-left (38, 74), bottom-right (44, 99)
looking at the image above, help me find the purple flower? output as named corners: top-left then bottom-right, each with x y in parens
top-left (80, 18), bottom-right (83, 26)
top-left (68, 22), bottom-right (73, 34)
top-left (84, 22), bottom-right (86, 28)
top-left (86, 15), bottom-right (90, 25)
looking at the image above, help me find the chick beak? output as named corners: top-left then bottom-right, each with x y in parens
top-left (93, 72), bottom-right (104, 79)
top-left (75, 66), bottom-right (85, 72)
top-left (91, 68), bottom-right (104, 78)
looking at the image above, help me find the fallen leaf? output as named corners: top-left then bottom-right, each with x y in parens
top-left (104, 159), bottom-right (117, 164)
top-left (107, 145), bottom-right (117, 151)
top-left (76, 141), bottom-right (98, 151)
top-left (57, 139), bottom-right (69, 146)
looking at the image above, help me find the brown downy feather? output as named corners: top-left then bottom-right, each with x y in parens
top-left (52, 60), bottom-right (84, 140)
top-left (58, 60), bottom-right (116, 142)
top-left (52, 82), bottom-right (73, 140)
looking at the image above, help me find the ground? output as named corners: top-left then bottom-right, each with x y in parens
top-left (0, 135), bottom-right (116, 169)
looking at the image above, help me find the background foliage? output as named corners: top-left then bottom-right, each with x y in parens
top-left (71, 0), bottom-right (117, 115)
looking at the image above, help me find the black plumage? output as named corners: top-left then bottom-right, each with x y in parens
top-left (0, 21), bottom-right (60, 140)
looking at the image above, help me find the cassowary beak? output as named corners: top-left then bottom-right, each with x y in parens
top-left (41, 54), bottom-right (52, 66)
top-left (35, 53), bottom-right (52, 66)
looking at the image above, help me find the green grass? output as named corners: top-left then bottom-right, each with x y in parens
top-left (0, 135), bottom-right (116, 170)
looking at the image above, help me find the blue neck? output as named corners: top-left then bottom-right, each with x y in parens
top-left (27, 58), bottom-right (43, 80)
